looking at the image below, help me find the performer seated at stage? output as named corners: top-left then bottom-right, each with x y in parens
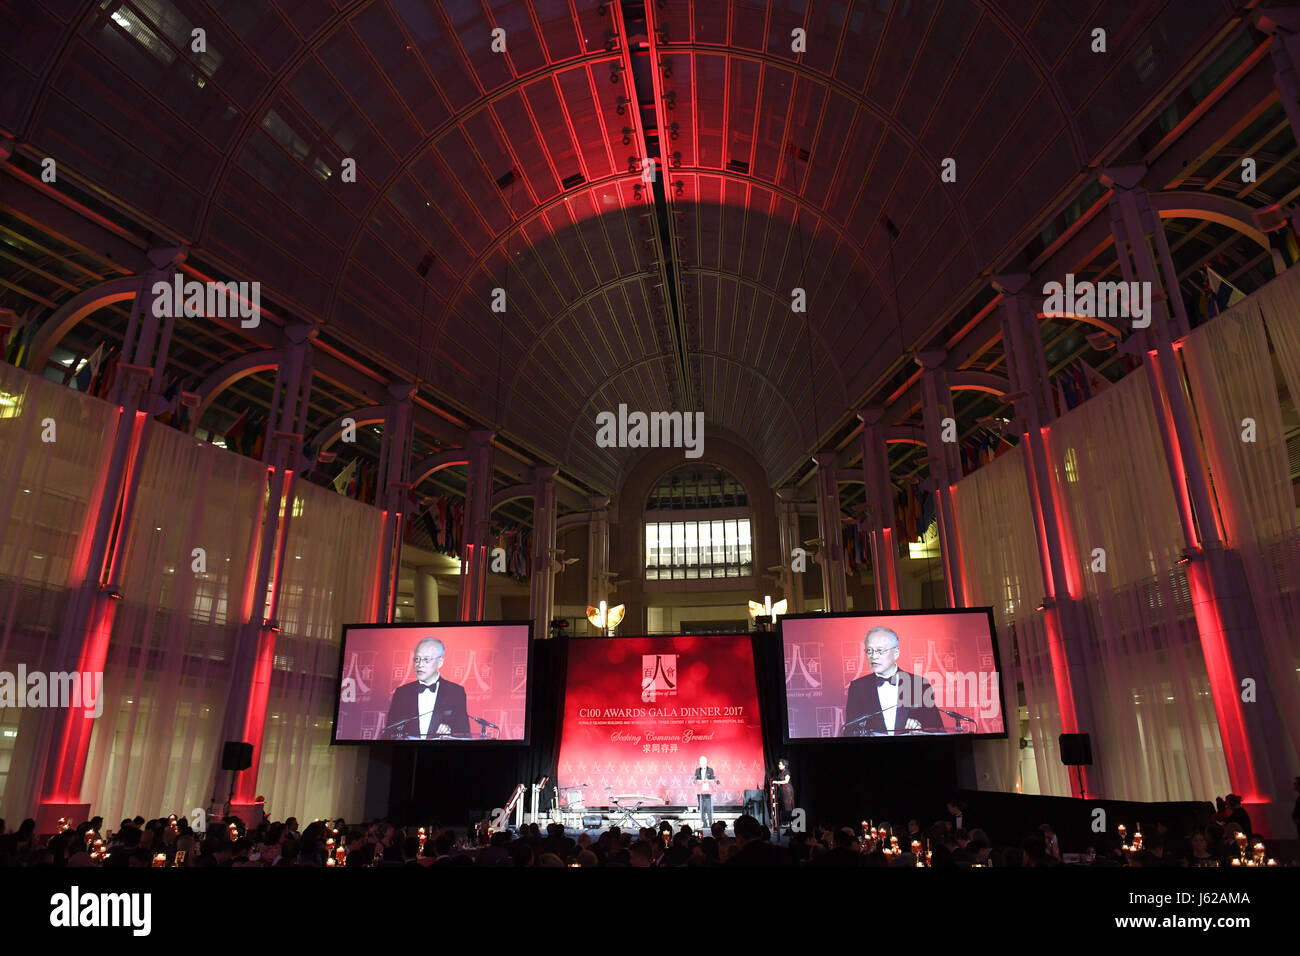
top-left (693, 756), bottom-right (719, 827)
top-left (770, 758), bottom-right (793, 829)
top-left (382, 637), bottom-right (470, 739)
top-left (841, 627), bottom-right (944, 736)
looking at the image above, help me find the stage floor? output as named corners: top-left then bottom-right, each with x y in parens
top-left (532, 808), bottom-right (755, 834)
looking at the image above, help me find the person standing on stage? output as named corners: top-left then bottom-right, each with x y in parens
top-left (694, 756), bottom-right (719, 828)
top-left (770, 759), bottom-right (793, 831)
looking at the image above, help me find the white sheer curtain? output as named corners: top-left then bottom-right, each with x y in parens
top-left (0, 365), bottom-right (119, 822)
top-left (1045, 371), bottom-right (1228, 802)
top-left (80, 422), bottom-right (267, 825)
top-left (1180, 278), bottom-right (1300, 777)
top-left (952, 445), bottom-right (1071, 796)
top-left (256, 477), bottom-right (385, 823)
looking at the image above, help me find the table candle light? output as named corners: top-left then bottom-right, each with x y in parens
top-left (153, 853), bottom-right (166, 867)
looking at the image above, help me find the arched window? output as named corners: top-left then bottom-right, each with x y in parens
top-left (644, 464), bottom-right (752, 580)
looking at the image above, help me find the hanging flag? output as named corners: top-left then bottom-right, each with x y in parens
top-left (5, 313), bottom-right (38, 369)
top-left (71, 342), bottom-right (104, 392)
top-left (223, 408), bottom-right (251, 450)
top-left (249, 417), bottom-right (267, 460)
top-left (1076, 359), bottom-right (1111, 397)
top-left (1205, 266), bottom-right (1246, 315)
top-left (332, 459), bottom-right (358, 495)
top-left (90, 346), bottom-right (119, 398)
top-left (1059, 371), bottom-right (1079, 411)
top-left (1268, 221), bottom-right (1300, 268)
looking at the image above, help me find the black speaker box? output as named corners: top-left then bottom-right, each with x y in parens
top-left (1058, 733), bottom-right (1093, 766)
top-left (221, 740), bottom-right (253, 771)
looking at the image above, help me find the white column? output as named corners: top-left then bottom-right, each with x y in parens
top-left (378, 382), bottom-right (415, 622)
top-left (916, 350), bottom-right (965, 606)
top-left (774, 486), bottom-right (805, 613)
top-left (812, 452), bottom-right (848, 612)
top-left (530, 466), bottom-right (558, 639)
top-left (586, 495), bottom-right (611, 633)
top-left (414, 567), bottom-right (440, 622)
top-left (1104, 167), bottom-right (1295, 824)
top-left (458, 428), bottom-right (495, 621)
top-left (856, 408), bottom-right (901, 610)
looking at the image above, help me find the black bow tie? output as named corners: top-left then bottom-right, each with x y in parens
top-left (873, 674), bottom-right (899, 688)
top-left (419, 681), bottom-right (439, 693)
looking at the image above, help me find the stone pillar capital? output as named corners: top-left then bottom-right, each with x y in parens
top-left (387, 380), bottom-right (416, 402)
top-left (914, 349), bottom-right (947, 371)
top-left (992, 273), bottom-right (1031, 296)
top-left (146, 245), bottom-right (188, 270)
top-left (1099, 165), bottom-right (1148, 191)
top-left (286, 321), bottom-right (318, 345)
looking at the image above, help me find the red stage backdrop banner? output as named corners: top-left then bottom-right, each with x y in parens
top-left (781, 611), bottom-right (1005, 739)
top-left (334, 623), bottom-right (529, 741)
top-left (558, 636), bottom-right (765, 809)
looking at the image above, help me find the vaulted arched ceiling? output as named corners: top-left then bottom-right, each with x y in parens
top-left (2, 0), bottom-right (1236, 491)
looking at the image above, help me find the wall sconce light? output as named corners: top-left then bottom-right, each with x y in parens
top-left (748, 594), bottom-right (787, 624)
top-left (586, 600), bottom-right (625, 636)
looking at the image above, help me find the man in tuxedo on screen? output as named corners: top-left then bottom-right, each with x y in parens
top-left (841, 627), bottom-right (944, 736)
top-left (382, 637), bottom-right (470, 739)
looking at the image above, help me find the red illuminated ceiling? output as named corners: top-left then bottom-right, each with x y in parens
top-left (1, 0), bottom-right (1235, 491)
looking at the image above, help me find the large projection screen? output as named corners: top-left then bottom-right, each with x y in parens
top-left (332, 621), bottom-right (531, 743)
top-left (780, 609), bottom-right (1006, 740)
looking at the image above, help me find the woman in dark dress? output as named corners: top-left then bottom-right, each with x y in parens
top-left (770, 759), bottom-right (793, 831)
